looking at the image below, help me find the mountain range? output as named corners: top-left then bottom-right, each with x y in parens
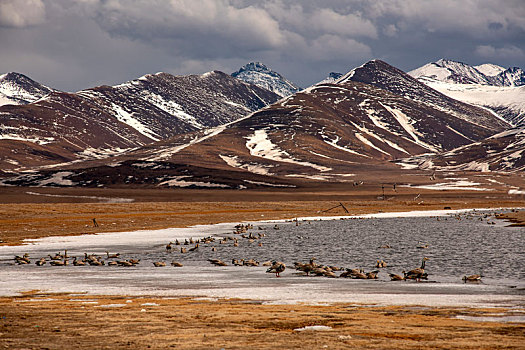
top-left (2, 59), bottom-right (519, 189)
top-left (409, 59), bottom-right (525, 126)
top-left (1, 57), bottom-right (524, 188)
top-left (409, 58), bottom-right (525, 87)
top-left (0, 71), bottom-right (279, 171)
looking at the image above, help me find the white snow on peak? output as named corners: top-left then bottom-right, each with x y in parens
top-left (232, 62), bottom-right (300, 97)
top-left (418, 77), bottom-right (525, 126)
top-left (0, 72), bottom-right (54, 106)
top-left (409, 59), bottom-right (491, 85)
top-left (474, 63), bottom-right (505, 77)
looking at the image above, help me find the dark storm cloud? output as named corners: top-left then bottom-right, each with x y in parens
top-left (1, 0), bottom-right (524, 91)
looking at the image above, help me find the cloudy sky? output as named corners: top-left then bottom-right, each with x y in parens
top-left (1, 0), bottom-right (524, 91)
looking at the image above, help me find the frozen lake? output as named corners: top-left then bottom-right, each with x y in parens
top-left (1, 209), bottom-right (524, 309)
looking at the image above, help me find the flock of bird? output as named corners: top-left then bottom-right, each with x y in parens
top-left (10, 220), bottom-right (484, 284)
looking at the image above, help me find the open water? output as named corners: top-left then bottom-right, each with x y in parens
top-left (0, 209), bottom-right (523, 310)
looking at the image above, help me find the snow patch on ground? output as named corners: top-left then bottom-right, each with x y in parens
top-left (381, 103), bottom-right (439, 152)
top-left (110, 103), bottom-right (160, 141)
top-left (140, 91), bottom-right (203, 128)
top-left (401, 180), bottom-right (492, 191)
top-left (245, 129), bottom-right (331, 171)
top-left (38, 172), bottom-right (75, 186)
top-left (158, 176), bottom-right (229, 188)
top-left (219, 154), bottom-right (272, 176)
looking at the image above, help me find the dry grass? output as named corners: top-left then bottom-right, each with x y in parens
top-left (1, 185), bottom-right (523, 245)
top-left (1, 292), bottom-right (523, 350)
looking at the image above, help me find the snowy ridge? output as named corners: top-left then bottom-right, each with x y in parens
top-left (409, 59), bottom-right (525, 87)
top-left (398, 126), bottom-right (525, 172)
top-left (232, 62), bottom-right (301, 97)
top-left (418, 77), bottom-right (525, 126)
top-left (0, 72), bottom-right (55, 106)
top-left (0, 70), bottom-right (280, 170)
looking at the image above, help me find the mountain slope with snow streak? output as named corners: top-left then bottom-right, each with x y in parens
top-left (0, 71), bottom-right (280, 170)
top-left (417, 77), bottom-right (525, 126)
top-left (398, 126), bottom-right (525, 172)
top-left (0, 72), bottom-right (55, 106)
top-left (338, 60), bottom-right (509, 131)
top-left (232, 62), bottom-right (301, 97)
top-left (12, 65), bottom-right (513, 189)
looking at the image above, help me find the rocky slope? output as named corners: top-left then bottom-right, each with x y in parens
top-left (231, 62), bottom-right (301, 97)
top-left (4, 60), bottom-right (511, 188)
top-left (409, 59), bottom-right (525, 126)
top-left (0, 71), bottom-right (280, 170)
top-left (0, 72), bottom-right (55, 106)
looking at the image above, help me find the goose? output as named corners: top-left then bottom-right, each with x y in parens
top-left (188, 243), bottom-right (199, 252)
top-left (49, 253), bottom-right (62, 261)
top-left (117, 260), bottom-right (133, 267)
top-left (129, 258), bottom-right (140, 265)
top-left (211, 247), bottom-right (217, 252)
top-left (416, 242), bottom-right (429, 249)
top-left (88, 259), bottom-right (104, 266)
top-left (339, 268), bottom-right (362, 278)
top-left (73, 257), bottom-right (86, 266)
top-left (107, 261), bottom-right (118, 266)
top-left (171, 261), bottom-right (183, 267)
top-left (261, 260), bottom-right (273, 266)
top-left (351, 270), bottom-right (368, 279)
top-left (180, 247), bottom-right (187, 253)
top-left (175, 239), bottom-right (180, 245)
top-left (404, 257), bottom-right (429, 281)
top-left (35, 258), bottom-right (46, 266)
top-left (366, 270), bottom-right (380, 279)
top-left (266, 261), bottom-right (286, 277)
top-left (106, 251), bottom-right (120, 259)
top-left (153, 261), bottom-right (166, 267)
top-left (294, 258), bottom-right (317, 276)
top-left (166, 242), bottom-right (173, 251)
top-left (389, 272), bottom-right (405, 281)
top-left (462, 274), bottom-right (482, 283)
top-left (15, 255), bottom-right (30, 264)
top-left (243, 259), bottom-right (259, 266)
top-left (208, 259), bottom-right (228, 266)
top-left (231, 259), bottom-right (243, 266)
top-left (50, 259), bottom-right (65, 266)
top-left (375, 260), bottom-right (387, 268)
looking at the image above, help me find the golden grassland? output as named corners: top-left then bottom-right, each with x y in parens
top-left (1, 292), bottom-right (524, 350)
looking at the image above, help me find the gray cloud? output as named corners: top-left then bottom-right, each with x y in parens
top-left (0, 0), bottom-right (46, 27)
top-left (0, 0), bottom-right (523, 91)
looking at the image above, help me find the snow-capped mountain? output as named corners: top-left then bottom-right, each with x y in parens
top-left (474, 63), bottom-right (505, 77)
top-left (409, 59), bottom-right (525, 87)
top-left (8, 60), bottom-right (511, 188)
top-left (231, 62), bottom-right (301, 97)
top-left (0, 71), bottom-right (280, 170)
top-left (410, 59), bottom-right (525, 126)
top-left (0, 72), bottom-right (55, 106)
top-left (338, 59), bottom-right (509, 131)
top-left (409, 59), bottom-right (494, 85)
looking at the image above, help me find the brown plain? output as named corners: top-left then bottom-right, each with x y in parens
top-left (0, 184), bottom-right (524, 349)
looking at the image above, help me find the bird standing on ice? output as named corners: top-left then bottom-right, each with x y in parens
top-left (266, 261), bottom-right (286, 277)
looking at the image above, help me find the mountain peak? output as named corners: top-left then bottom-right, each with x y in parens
top-left (0, 71), bottom-right (55, 106)
top-left (232, 62), bottom-right (301, 97)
